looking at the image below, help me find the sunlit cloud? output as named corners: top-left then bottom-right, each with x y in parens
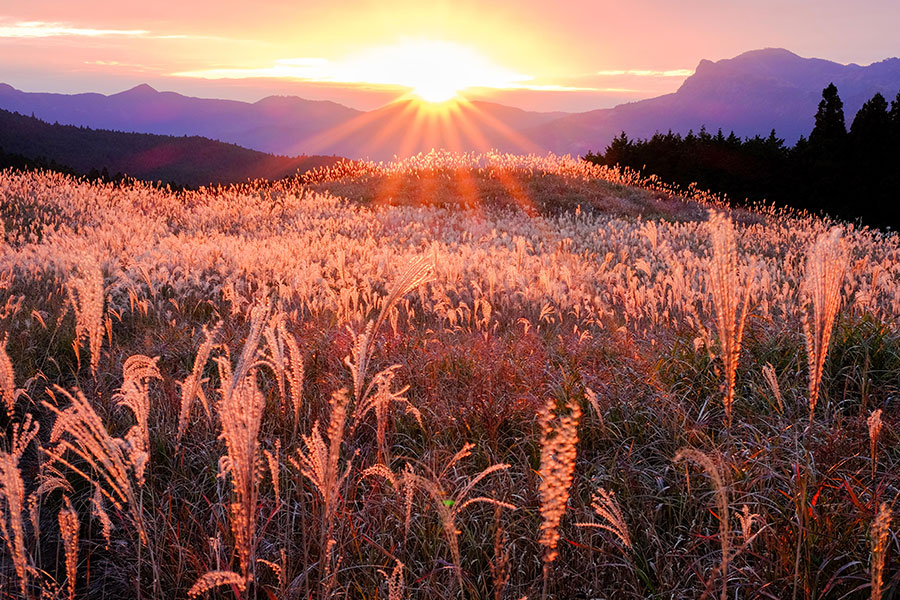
top-left (172, 39), bottom-right (597, 99)
top-left (83, 60), bottom-right (160, 72)
top-left (0, 19), bottom-right (149, 38)
top-left (596, 68), bottom-right (694, 77)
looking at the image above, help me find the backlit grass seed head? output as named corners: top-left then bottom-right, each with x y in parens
top-left (675, 448), bottom-right (730, 600)
top-left (178, 323), bottom-right (222, 442)
top-left (737, 504), bottom-right (763, 546)
top-left (404, 443), bottom-right (514, 592)
top-left (292, 389), bottom-right (352, 527)
top-left (44, 386), bottom-right (147, 543)
top-left (114, 355), bottom-right (162, 487)
top-left (0, 335), bottom-right (21, 416)
top-left (801, 227), bottom-right (849, 420)
top-left (90, 486), bottom-right (113, 548)
top-left (207, 299), bottom-right (272, 587)
top-left (188, 570), bottom-right (247, 598)
top-left (345, 255), bottom-right (434, 403)
top-left (216, 369), bottom-right (267, 583)
top-left (58, 495), bottom-right (79, 600)
top-left (67, 259), bottom-right (105, 378)
top-left (870, 502), bottom-right (891, 600)
top-left (761, 363), bottom-right (784, 413)
top-left (538, 396), bottom-right (582, 565)
top-left (378, 560), bottom-right (405, 600)
top-left (867, 409), bottom-right (883, 479)
top-left (0, 414), bottom-right (40, 596)
top-left (576, 487), bottom-right (631, 551)
top-left (706, 210), bottom-right (753, 427)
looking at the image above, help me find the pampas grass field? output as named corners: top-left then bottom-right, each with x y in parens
top-left (0, 151), bottom-right (897, 598)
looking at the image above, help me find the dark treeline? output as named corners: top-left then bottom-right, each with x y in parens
top-left (0, 146), bottom-right (136, 185)
top-left (0, 108), bottom-right (343, 188)
top-left (0, 147), bottom-right (78, 177)
top-left (584, 84), bottom-right (900, 228)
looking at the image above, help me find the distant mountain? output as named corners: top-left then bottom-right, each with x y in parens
top-left (0, 83), bottom-right (362, 157)
top-left (0, 109), bottom-right (341, 186)
top-left (2, 48), bottom-right (898, 160)
top-left (0, 83), bottom-right (566, 160)
top-left (297, 98), bottom-right (567, 159)
top-left (528, 48), bottom-right (900, 155)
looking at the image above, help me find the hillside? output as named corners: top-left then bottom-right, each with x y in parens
top-left (0, 83), bottom-right (564, 159)
top-left (1, 153), bottom-right (897, 599)
top-left (0, 108), bottom-right (342, 186)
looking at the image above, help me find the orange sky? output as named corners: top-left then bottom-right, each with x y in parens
top-left (2, 1), bottom-right (899, 111)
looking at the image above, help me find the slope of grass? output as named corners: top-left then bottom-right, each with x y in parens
top-left (0, 152), bottom-right (897, 599)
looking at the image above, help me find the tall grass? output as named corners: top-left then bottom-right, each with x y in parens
top-left (801, 228), bottom-right (849, 421)
top-left (870, 503), bottom-right (892, 600)
top-left (0, 415), bottom-right (39, 596)
top-left (675, 448), bottom-right (730, 600)
top-left (204, 299), bottom-right (270, 593)
top-left (1, 158), bottom-right (898, 599)
top-left (538, 395), bottom-right (582, 599)
top-left (706, 211), bottom-right (753, 428)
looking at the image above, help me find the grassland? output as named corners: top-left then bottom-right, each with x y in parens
top-left (0, 152), bottom-right (897, 599)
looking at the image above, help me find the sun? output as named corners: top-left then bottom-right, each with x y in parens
top-left (412, 81), bottom-right (462, 104)
top-left (353, 39), bottom-right (527, 104)
top-left (173, 38), bottom-right (532, 105)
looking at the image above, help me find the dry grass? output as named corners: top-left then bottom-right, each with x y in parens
top-left (0, 154), bottom-right (898, 598)
top-left (706, 211), bottom-right (753, 428)
top-left (801, 227), bottom-right (849, 421)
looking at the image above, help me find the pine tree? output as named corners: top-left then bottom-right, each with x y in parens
top-left (850, 93), bottom-right (890, 148)
top-left (809, 83), bottom-right (847, 148)
top-left (805, 84), bottom-right (849, 217)
top-left (849, 93), bottom-right (893, 223)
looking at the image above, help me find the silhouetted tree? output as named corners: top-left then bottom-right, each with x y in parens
top-left (891, 91), bottom-right (900, 146)
top-left (809, 83), bottom-right (847, 147)
top-left (583, 84), bottom-right (900, 228)
top-left (803, 83), bottom-right (850, 214)
top-left (850, 93), bottom-right (890, 149)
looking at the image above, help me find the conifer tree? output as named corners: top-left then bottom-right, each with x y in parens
top-left (809, 83), bottom-right (847, 148)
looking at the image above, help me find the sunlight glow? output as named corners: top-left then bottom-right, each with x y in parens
top-left (173, 39), bottom-right (531, 100)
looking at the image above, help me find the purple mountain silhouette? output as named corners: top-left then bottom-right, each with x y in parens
top-left (2, 48), bottom-right (898, 160)
top-left (528, 48), bottom-right (900, 155)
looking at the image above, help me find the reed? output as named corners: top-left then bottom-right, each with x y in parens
top-left (867, 409), bottom-right (882, 480)
top-left (576, 486), bottom-right (631, 551)
top-left (675, 448), bottom-right (729, 600)
top-left (66, 259), bottom-right (105, 378)
top-left (0, 414), bottom-right (40, 596)
top-left (706, 211), bottom-right (753, 428)
top-left (801, 228), bottom-right (848, 421)
top-left (58, 495), bottom-right (79, 600)
top-left (870, 503), bottom-right (892, 600)
top-left (538, 396), bottom-right (582, 599)
top-left (177, 323), bottom-right (221, 442)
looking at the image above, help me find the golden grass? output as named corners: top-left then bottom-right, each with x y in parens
top-left (0, 155), bottom-right (897, 598)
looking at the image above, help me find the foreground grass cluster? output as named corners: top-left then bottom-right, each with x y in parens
top-left (0, 152), bottom-right (897, 599)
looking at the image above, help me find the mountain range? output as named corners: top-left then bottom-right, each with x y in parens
top-left (2, 48), bottom-right (899, 163)
top-left (0, 108), bottom-right (340, 186)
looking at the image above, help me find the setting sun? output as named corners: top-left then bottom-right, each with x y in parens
top-left (173, 39), bottom-right (529, 103)
top-left (411, 82), bottom-right (460, 104)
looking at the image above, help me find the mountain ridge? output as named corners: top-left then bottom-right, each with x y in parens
top-left (0, 108), bottom-right (342, 186)
top-left (2, 48), bottom-right (899, 160)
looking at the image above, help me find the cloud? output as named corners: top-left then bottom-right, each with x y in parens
top-left (0, 19), bottom-right (149, 38)
top-left (596, 68), bottom-right (694, 77)
top-left (172, 41), bottom-right (600, 95)
top-left (83, 60), bottom-right (159, 72)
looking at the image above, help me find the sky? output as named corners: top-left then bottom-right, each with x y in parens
top-left (1, 0), bottom-right (899, 112)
